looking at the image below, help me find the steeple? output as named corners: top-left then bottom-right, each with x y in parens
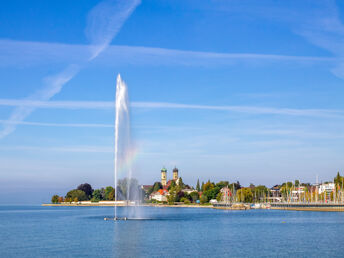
top-left (173, 167), bottom-right (179, 181)
top-left (161, 167), bottom-right (167, 186)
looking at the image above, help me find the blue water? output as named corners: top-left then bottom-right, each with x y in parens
top-left (1, 206), bottom-right (344, 257)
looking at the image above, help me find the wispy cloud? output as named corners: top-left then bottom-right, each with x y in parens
top-left (0, 0), bottom-right (141, 139)
top-left (0, 65), bottom-right (79, 138)
top-left (0, 39), bottom-right (335, 68)
top-left (0, 98), bottom-right (343, 118)
top-left (0, 119), bottom-right (113, 128)
top-left (0, 145), bottom-right (113, 153)
top-left (86, 0), bottom-right (141, 60)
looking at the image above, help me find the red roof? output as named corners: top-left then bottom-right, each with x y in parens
top-left (158, 189), bottom-right (168, 195)
top-left (163, 180), bottom-right (173, 190)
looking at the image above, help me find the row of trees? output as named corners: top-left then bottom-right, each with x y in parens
top-left (51, 178), bottom-right (145, 204)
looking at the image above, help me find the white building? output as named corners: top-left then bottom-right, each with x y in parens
top-left (319, 183), bottom-right (335, 194)
top-left (149, 189), bottom-right (168, 202)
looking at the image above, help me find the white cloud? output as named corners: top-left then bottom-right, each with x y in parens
top-left (0, 39), bottom-right (335, 68)
top-left (0, 0), bottom-right (141, 139)
top-left (86, 0), bottom-right (141, 60)
top-left (0, 98), bottom-right (343, 118)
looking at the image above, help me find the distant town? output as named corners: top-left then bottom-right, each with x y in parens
top-left (51, 167), bottom-right (344, 209)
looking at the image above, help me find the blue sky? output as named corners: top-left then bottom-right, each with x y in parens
top-left (1, 0), bottom-right (344, 203)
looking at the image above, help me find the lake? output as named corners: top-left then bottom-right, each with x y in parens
top-left (1, 206), bottom-right (343, 257)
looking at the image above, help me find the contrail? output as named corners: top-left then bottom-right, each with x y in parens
top-left (0, 98), bottom-right (343, 118)
top-left (0, 0), bottom-right (141, 139)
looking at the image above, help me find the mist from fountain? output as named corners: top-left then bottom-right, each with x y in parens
top-left (114, 74), bottom-right (142, 220)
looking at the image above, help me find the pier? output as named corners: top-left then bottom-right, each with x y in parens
top-left (270, 203), bottom-right (344, 212)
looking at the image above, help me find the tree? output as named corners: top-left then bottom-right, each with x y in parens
top-left (91, 189), bottom-right (102, 202)
top-left (178, 177), bottom-right (185, 188)
top-left (152, 182), bottom-right (163, 192)
top-left (108, 188), bottom-right (115, 201)
top-left (73, 197), bottom-right (79, 203)
top-left (236, 188), bottom-right (253, 203)
top-left (190, 191), bottom-right (199, 202)
top-left (58, 196), bottom-right (64, 203)
top-left (100, 188), bottom-right (106, 199)
top-left (203, 186), bottom-right (220, 201)
top-left (168, 180), bottom-right (176, 191)
top-left (253, 185), bottom-right (269, 202)
top-left (167, 192), bottom-right (176, 204)
top-left (196, 179), bottom-right (200, 192)
top-left (203, 180), bottom-right (215, 192)
top-left (200, 194), bottom-right (208, 204)
top-left (334, 172), bottom-right (343, 186)
top-left (201, 181), bottom-right (204, 191)
top-left (295, 180), bottom-right (300, 187)
top-left (105, 186), bottom-right (115, 200)
top-left (77, 183), bottom-right (93, 199)
top-left (216, 181), bottom-right (229, 189)
top-left (51, 195), bottom-right (59, 204)
top-left (216, 192), bottom-right (223, 202)
top-left (66, 189), bottom-right (88, 201)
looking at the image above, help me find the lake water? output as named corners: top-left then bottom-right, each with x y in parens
top-left (1, 206), bottom-right (344, 257)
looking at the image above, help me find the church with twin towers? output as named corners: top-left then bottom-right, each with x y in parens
top-left (161, 167), bottom-right (179, 187)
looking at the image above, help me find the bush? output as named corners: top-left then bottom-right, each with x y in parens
top-left (66, 189), bottom-right (88, 201)
top-left (51, 195), bottom-right (59, 204)
top-left (183, 199), bottom-right (191, 204)
top-left (200, 195), bottom-right (208, 204)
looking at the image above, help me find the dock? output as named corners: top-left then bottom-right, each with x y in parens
top-left (270, 203), bottom-right (344, 212)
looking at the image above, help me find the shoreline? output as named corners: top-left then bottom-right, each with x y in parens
top-left (42, 203), bottom-right (344, 212)
top-left (42, 203), bottom-right (214, 208)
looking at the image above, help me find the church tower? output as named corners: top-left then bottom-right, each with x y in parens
top-left (173, 167), bottom-right (179, 181)
top-left (161, 167), bottom-right (167, 186)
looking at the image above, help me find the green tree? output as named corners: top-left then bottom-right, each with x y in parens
top-left (91, 189), bottom-right (102, 202)
top-left (190, 191), bottom-right (199, 202)
top-left (51, 195), bottom-right (59, 204)
top-left (178, 177), bottom-right (185, 187)
top-left (295, 180), bottom-right (300, 187)
top-left (105, 186), bottom-right (115, 200)
top-left (152, 182), bottom-right (163, 192)
top-left (216, 181), bottom-right (229, 189)
top-left (216, 192), bottom-right (223, 202)
top-left (201, 181), bottom-right (204, 191)
top-left (203, 186), bottom-right (220, 200)
top-left (77, 183), bottom-right (93, 199)
top-left (236, 188), bottom-right (253, 203)
top-left (196, 179), bottom-right (200, 192)
top-left (253, 185), bottom-right (269, 202)
top-left (57, 196), bottom-right (64, 203)
top-left (66, 189), bottom-right (88, 201)
top-left (200, 194), bottom-right (208, 204)
top-left (203, 180), bottom-right (214, 192)
top-left (167, 192), bottom-right (176, 204)
top-left (168, 180), bottom-right (176, 191)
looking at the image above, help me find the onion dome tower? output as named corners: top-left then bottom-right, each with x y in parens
top-left (161, 167), bottom-right (167, 186)
top-left (173, 167), bottom-right (179, 181)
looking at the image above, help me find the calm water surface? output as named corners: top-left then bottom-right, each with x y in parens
top-left (0, 206), bottom-right (343, 257)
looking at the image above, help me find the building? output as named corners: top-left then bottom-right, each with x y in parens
top-left (269, 185), bottom-right (282, 202)
top-left (161, 166), bottom-right (180, 186)
top-left (150, 189), bottom-right (168, 202)
top-left (161, 167), bottom-right (167, 186)
top-left (319, 183), bottom-right (335, 194)
top-left (141, 185), bottom-right (153, 192)
top-left (173, 167), bottom-right (179, 181)
top-left (220, 186), bottom-right (232, 203)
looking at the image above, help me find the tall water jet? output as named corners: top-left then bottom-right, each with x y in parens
top-left (114, 74), bottom-right (131, 219)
